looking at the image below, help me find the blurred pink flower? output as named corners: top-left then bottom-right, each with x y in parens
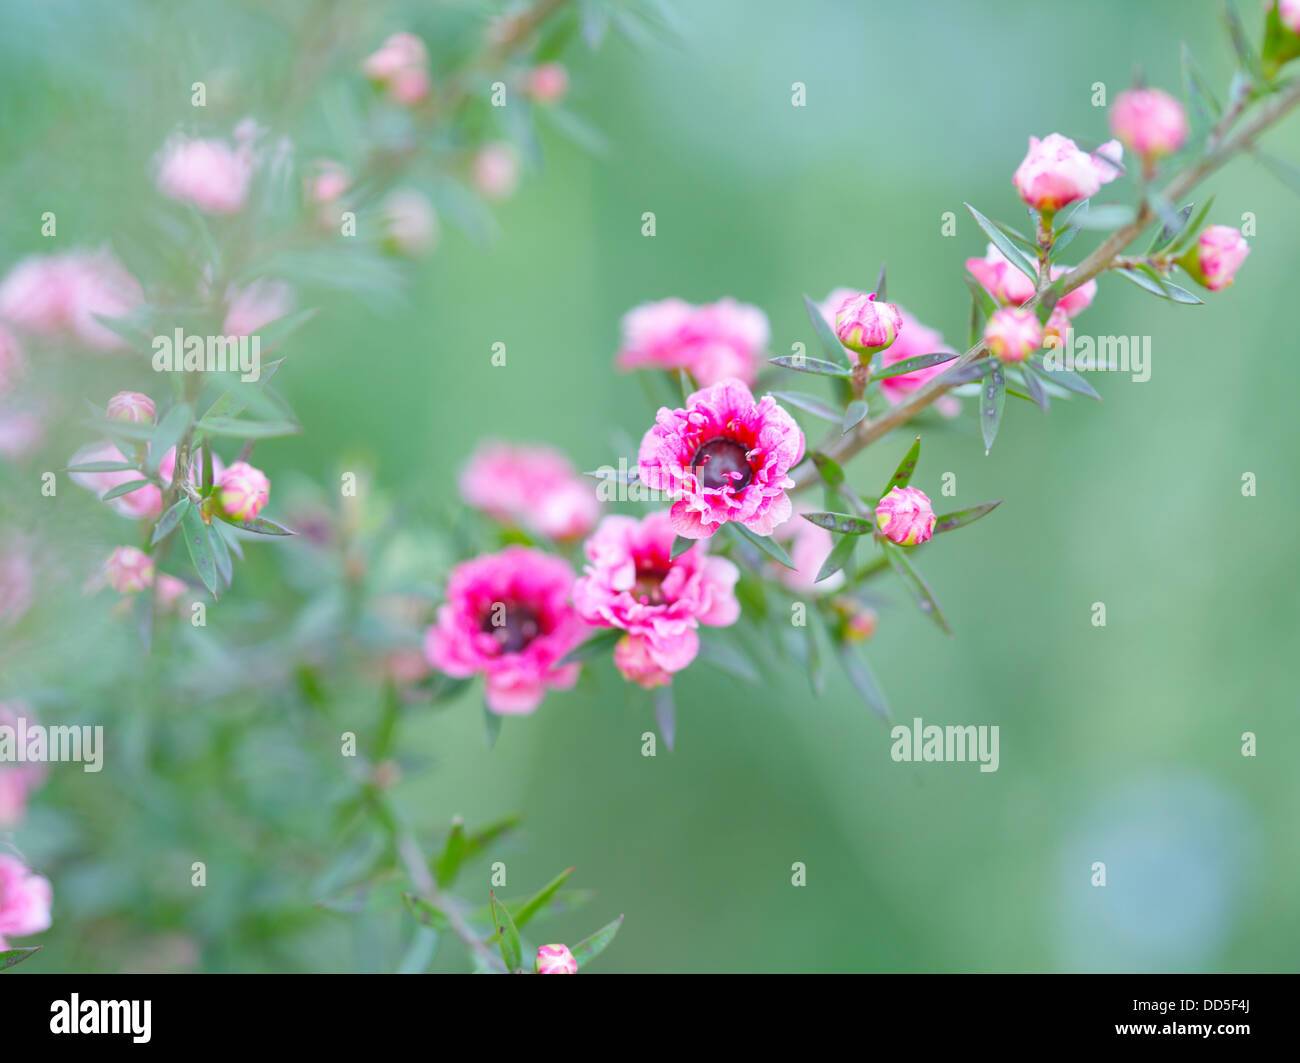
top-left (572, 510), bottom-right (740, 687)
top-left (222, 279), bottom-right (294, 337)
top-left (638, 378), bottom-right (804, 539)
top-left (104, 545), bottom-right (155, 594)
top-left (0, 851), bottom-right (52, 949)
top-left (382, 190), bottom-right (439, 256)
top-left (527, 63), bottom-right (569, 104)
top-left (1183, 225), bottom-right (1250, 291)
top-left (984, 306), bottom-right (1043, 364)
top-left (424, 546), bottom-right (585, 715)
top-left (0, 541), bottom-right (33, 629)
top-left (617, 297), bottom-right (769, 387)
top-left (472, 142), bottom-right (520, 201)
top-left (773, 504), bottom-right (844, 594)
top-left (155, 133), bottom-right (253, 214)
top-left (1110, 88), bottom-right (1187, 161)
top-left (0, 250), bottom-right (143, 352)
top-left (459, 442), bottom-right (599, 541)
top-left (1013, 134), bottom-right (1122, 213)
top-left (0, 325), bottom-right (24, 394)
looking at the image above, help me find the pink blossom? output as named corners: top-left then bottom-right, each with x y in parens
top-left (459, 442), bottom-right (599, 541)
top-left (68, 442), bottom-right (161, 520)
top-left (390, 65), bottom-right (432, 104)
top-left (307, 160), bottom-right (350, 204)
top-left (773, 504), bottom-right (844, 594)
top-left (0, 250), bottom-right (144, 352)
top-left (638, 378), bottom-right (804, 540)
top-left (106, 391), bottom-right (155, 424)
top-left (222, 279), bottom-right (294, 337)
top-left (472, 142), bottom-right (520, 200)
top-left (217, 460), bottom-right (270, 521)
top-left (832, 291), bottom-right (903, 355)
top-left (572, 511), bottom-right (740, 686)
top-left (965, 244), bottom-right (1037, 306)
top-left (0, 410), bottom-right (44, 459)
top-left (0, 703), bottom-right (46, 827)
top-left (156, 134), bottom-right (253, 214)
top-left (104, 545), bottom-right (155, 594)
top-left (616, 297), bottom-right (769, 388)
top-left (382, 190), bottom-right (439, 256)
top-left (1013, 134), bottom-right (1122, 213)
top-left (874, 485), bottom-right (937, 546)
top-left (527, 63), bottom-right (569, 104)
top-left (830, 596), bottom-right (878, 643)
top-left (0, 852), bottom-right (52, 950)
top-left (1049, 268), bottom-right (1098, 318)
top-left (983, 306), bottom-right (1043, 364)
top-left (155, 573), bottom-right (191, 612)
top-left (0, 325), bottom-right (24, 394)
top-left (1184, 225), bottom-right (1250, 291)
top-left (363, 32), bottom-right (429, 84)
top-left (424, 546), bottom-right (585, 715)
top-left (1109, 88), bottom-right (1187, 161)
top-left (536, 943), bottom-right (577, 974)
top-left (1283, 0), bottom-right (1300, 34)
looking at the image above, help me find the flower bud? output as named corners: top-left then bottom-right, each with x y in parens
top-left (983, 306), bottom-right (1042, 364)
top-left (830, 596), bottom-right (878, 643)
top-left (105, 546), bottom-right (154, 594)
top-left (1041, 307), bottom-right (1071, 347)
top-left (216, 460), bottom-right (270, 521)
top-left (1178, 225), bottom-right (1249, 291)
top-left (382, 190), bottom-right (439, 257)
top-left (1281, 0), bottom-right (1300, 35)
top-left (874, 486), bottom-right (936, 547)
top-left (613, 633), bottom-right (673, 689)
top-left (1109, 88), bottom-right (1187, 161)
top-left (106, 391), bottom-right (155, 424)
top-left (535, 943), bottom-right (578, 974)
top-left (1013, 134), bottom-right (1122, 214)
top-left (833, 292), bottom-right (903, 357)
top-left (527, 63), bottom-right (569, 104)
top-left (472, 142), bottom-right (521, 201)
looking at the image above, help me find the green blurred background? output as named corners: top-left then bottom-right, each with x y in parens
top-left (1, 0), bottom-right (1297, 972)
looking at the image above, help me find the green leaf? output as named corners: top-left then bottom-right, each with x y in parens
top-left (805, 616), bottom-right (825, 696)
top-left (883, 542), bottom-right (952, 635)
top-left (401, 893), bottom-right (450, 930)
top-left (770, 355), bottom-right (850, 378)
top-left (490, 891), bottom-right (523, 973)
top-left (1180, 42), bottom-right (1221, 130)
top-left (214, 513), bottom-right (296, 536)
top-left (695, 633), bottom-right (761, 683)
top-left (837, 643), bottom-right (889, 721)
top-left (965, 203), bottom-right (1038, 285)
top-left (1019, 363), bottom-right (1049, 411)
top-left (0, 946), bottom-right (41, 971)
top-left (768, 390), bottom-right (842, 423)
top-left (933, 500), bottom-right (1002, 534)
top-left (434, 814), bottom-right (522, 888)
top-left (802, 293), bottom-right (851, 366)
top-left (1033, 359), bottom-right (1100, 400)
top-left (1074, 204), bottom-right (1137, 231)
top-left (511, 867), bottom-right (576, 931)
top-left (254, 306), bottom-right (320, 351)
top-left (181, 505), bottom-right (219, 598)
top-left (801, 511), bottom-right (876, 535)
top-left (1145, 192), bottom-right (1185, 238)
top-left (147, 402), bottom-right (193, 477)
top-left (484, 703), bottom-right (503, 748)
top-left (677, 368), bottom-right (696, 404)
top-left (882, 435), bottom-right (921, 495)
top-left (1224, 0), bottom-right (1265, 80)
top-left (653, 685), bottom-right (675, 751)
top-left (817, 533), bottom-right (856, 583)
top-left (730, 521), bottom-right (795, 569)
top-left (209, 520), bottom-right (234, 588)
top-left (1253, 148), bottom-right (1300, 199)
top-left (980, 364), bottom-right (1006, 455)
top-left (571, 914), bottom-right (624, 970)
top-left (196, 416), bottom-right (301, 440)
top-left (1147, 201), bottom-right (1193, 254)
top-left (809, 451), bottom-right (845, 487)
top-left (1167, 197), bottom-right (1217, 256)
top-left (558, 627), bottom-right (623, 666)
top-left (100, 478), bottom-right (153, 501)
top-left (871, 352), bottom-right (957, 381)
top-left (841, 399), bottom-right (869, 435)
top-left (872, 262), bottom-right (887, 302)
top-left (671, 535), bottom-right (695, 559)
top-left (1115, 266), bottom-right (1203, 304)
top-left (65, 459), bottom-right (138, 473)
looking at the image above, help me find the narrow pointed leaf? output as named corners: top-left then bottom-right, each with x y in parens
top-left (484, 704), bottom-right (503, 748)
top-left (802, 293), bottom-right (851, 367)
top-left (671, 535), bottom-right (695, 559)
top-left (770, 355), bottom-right (850, 378)
top-left (965, 203), bottom-right (1038, 285)
top-left (695, 634), bottom-right (761, 683)
top-left (215, 513), bottom-right (296, 536)
top-left (653, 686), bottom-right (675, 751)
top-left (816, 533), bottom-right (856, 582)
top-left (809, 451), bottom-right (844, 487)
top-left (558, 627), bottom-right (623, 666)
top-left (181, 505), bottom-right (219, 597)
top-left (152, 499), bottom-right (191, 546)
top-left (871, 352), bottom-right (957, 381)
top-left (65, 460), bottom-right (138, 473)
top-left (100, 478), bottom-right (153, 501)
top-left (934, 499), bottom-right (1002, 534)
top-left (768, 390), bottom-right (841, 423)
top-left (730, 521), bottom-right (795, 569)
top-left (0, 947), bottom-right (41, 971)
top-left (571, 914), bottom-right (625, 969)
top-left (512, 867), bottom-right (576, 931)
top-left (837, 643), bottom-right (889, 721)
top-left (1019, 364), bottom-right (1049, 411)
top-left (882, 435), bottom-right (921, 495)
top-left (401, 893), bottom-right (450, 930)
top-left (490, 892), bottom-right (523, 973)
top-left (209, 521), bottom-right (234, 587)
top-left (1033, 360), bottom-right (1100, 400)
top-left (842, 399), bottom-right (869, 435)
top-left (872, 262), bottom-right (887, 302)
top-left (980, 365), bottom-right (1005, 454)
top-left (884, 542), bottom-right (952, 635)
top-left (147, 402), bottom-right (193, 477)
top-left (801, 511), bottom-right (875, 535)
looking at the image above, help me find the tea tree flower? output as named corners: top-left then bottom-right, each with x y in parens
top-left (460, 442), bottom-right (599, 541)
top-left (0, 853), bottom-right (52, 950)
top-left (875, 486), bottom-right (937, 546)
top-left (217, 461), bottom-right (270, 521)
top-left (832, 291), bottom-right (903, 356)
top-left (616, 297), bottom-right (769, 387)
top-left (1179, 225), bottom-right (1250, 290)
top-left (1012, 133), bottom-right (1122, 213)
top-left (105, 391), bottom-right (155, 424)
top-left (983, 306), bottom-right (1043, 364)
top-left (1109, 88), bottom-right (1188, 162)
top-left (536, 943), bottom-right (577, 974)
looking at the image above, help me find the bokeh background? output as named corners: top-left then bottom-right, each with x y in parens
top-left (1, 0), bottom-right (1297, 972)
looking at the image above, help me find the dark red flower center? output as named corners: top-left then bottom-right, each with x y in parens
top-left (689, 438), bottom-right (752, 492)
top-left (480, 603), bottom-right (541, 654)
top-left (632, 566), bottom-right (671, 606)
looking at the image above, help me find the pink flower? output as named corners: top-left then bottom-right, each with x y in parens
top-left (68, 442), bottom-right (161, 520)
top-left (0, 702), bottom-right (46, 827)
top-left (382, 190), bottom-right (439, 256)
top-left (156, 134), bottom-right (253, 214)
top-left (874, 485), bottom-right (936, 546)
top-left (1013, 134), bottom-right (1122, 213)
top-left (773, 504), bottom-right (844, 594)
top-left (222, 279), bottom-right (294, 337)
top-left (424, 546), bottom-right (585, 715)
top-left (874, 308), bottom-right (958, 406)
top-left (1181, 225), bottom-right (1250, 291)
top-left (217, 460), bottom-right (270, 521)
top-left (156, 573), bottom-right (191, 612)
top-left (536, 943), bottom-right (577, 974)
top-left (830, 596), bottom-right (878, 643)
top-left (527, 63), bottom-right (569, 104)
top-left (617, 297), bottom-right (769, 388)
top-left (983, 306), bottom-right (1043, 364)
top-left (459, 443), bottom-right (599, 541)
top-left (832, 291), bottom-right (903, 355)
top-left (106, 391), bottom-right (155, 424)
top-left (104, 545), bottom-right (154, 593)
top-left (1109, 88), bottom-right (1188, 161)
top-left (1049, 268), bottom-right (1098, 318)
top-left (0, 410), bottom-right (44, 459)
top-left (966, 244), bottom-right (1037, 306)
top-left (363, 32), bottom-right (428, 85)
top-left (638, 378), bottom-right (804, 540)
top-left (572, 511), bottom-right (740, 686)
top-left (1282, 0), bottom-right (1300, 34)
top-left (391, 65), bottom-right (432, 104)
top-left (0, 852), bottom-right (52, 950)
top-left (0, 250), bottom-right (143, 352)
top-left (306, 160), bottom-right (350, 204)
top-left (472, 143), bottom-right (521, 201)
top-left (0, 541), bottom-right (33, 629)
top-left (1042, 307), bottom-right (1072, 347)
top-left (0, 325), bottom-right (24, 394)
